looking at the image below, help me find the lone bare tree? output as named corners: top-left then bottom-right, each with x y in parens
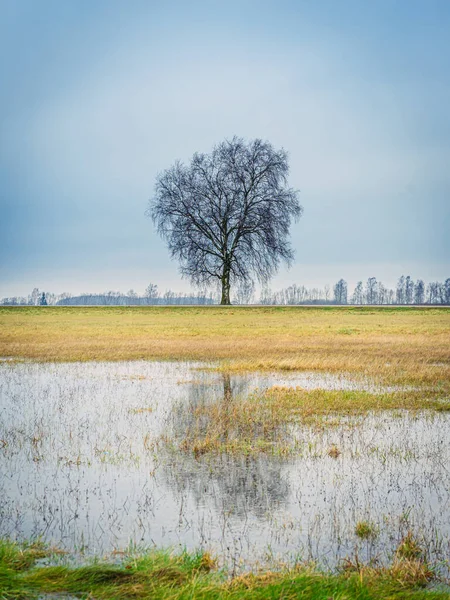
top-left (148, 137), bottom-right (302, 304)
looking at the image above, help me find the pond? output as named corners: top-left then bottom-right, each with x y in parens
top-left (0, 360), bottom-right (448, 573)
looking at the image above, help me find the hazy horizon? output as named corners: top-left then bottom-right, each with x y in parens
top-left (1, 263), bottom-right (448, 301)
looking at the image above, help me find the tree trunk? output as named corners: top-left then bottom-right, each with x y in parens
top-left (220, 268), bottom-right (231, 305)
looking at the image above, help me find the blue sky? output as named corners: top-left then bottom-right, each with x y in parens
top-left (1, 0), bottom-right (449, 297)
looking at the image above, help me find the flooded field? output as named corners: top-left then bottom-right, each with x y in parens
top-left (0, 360), bottom-right (449, 575)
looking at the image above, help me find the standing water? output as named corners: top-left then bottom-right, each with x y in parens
top-left (0, 361), bottom-right (448, 572)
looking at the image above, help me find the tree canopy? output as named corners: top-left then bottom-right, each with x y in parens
top-left (148, 137), bottom-right (302, 304)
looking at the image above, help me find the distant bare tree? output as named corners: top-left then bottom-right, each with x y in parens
top-left (427, 281), bottom-right (440, 304)
top-left (444, 278), bottom-right (450, 305)
top-left (148, 137), bottom-right (302, 305)
top-left (333, 279), bottom-right (348, 304)
top-left (352, 281), bottom-right (364, 305)
top-left (365, 277), bottom-right (378, 304)
top-left (145, 283), bottom-right (159, 302)
top-left (377, 281), bottom-right (387, 304)
top-left (259, 284), bottom-right (273, 305)
top-left (405, 275), bottom-right (414, 304)
top-left (44, 292), bottom-right (57, 305)
top-left (285, 283), bottom-right (307, 305)
top-left (414, 279), bottom-right (425, 304)
top-left (29, 287), bottom-right (40, 306)
top-left (396, 275), bottom-right (405, 304)
top-left (163, 289), bottom-right (176, 304)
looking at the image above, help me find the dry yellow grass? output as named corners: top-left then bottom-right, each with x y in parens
top-left (1, 306), bottom-right (449, 386)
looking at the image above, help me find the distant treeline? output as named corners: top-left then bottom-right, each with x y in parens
top-left (57, 293), bottom-right (214, 306)
top-left (0, 285), bottom-right (215, 306)
top-left (261, 276), bottom-right (450, 306)
top-left (1, 276), bottom-right (449, 306)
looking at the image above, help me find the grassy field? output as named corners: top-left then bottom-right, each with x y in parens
top-left (1, 538), bottom-right (448, 600)
top-left (1, 306), bottom-right (449, 387)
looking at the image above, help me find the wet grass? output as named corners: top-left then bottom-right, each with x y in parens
top-left (165, 386), bottom-right (449, 456)
top-left (264, 387), bottom-right (450, 416)
top-left (1, 538), bottom-right (448, 600)
top-left (355, 521), bottom-right (379, 540)
top-left (1, 306), bottom-right (449, 387)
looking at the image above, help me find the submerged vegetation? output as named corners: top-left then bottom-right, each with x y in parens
top-left (0, 537), bottom-right (448, 600)
top-left (164, 383), bottom-right (449, 456)
top-left (355, 521), bottom-right (379, 541)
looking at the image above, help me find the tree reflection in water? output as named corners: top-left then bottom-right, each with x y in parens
top-left (161, 373), bottom-right (291, 519)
